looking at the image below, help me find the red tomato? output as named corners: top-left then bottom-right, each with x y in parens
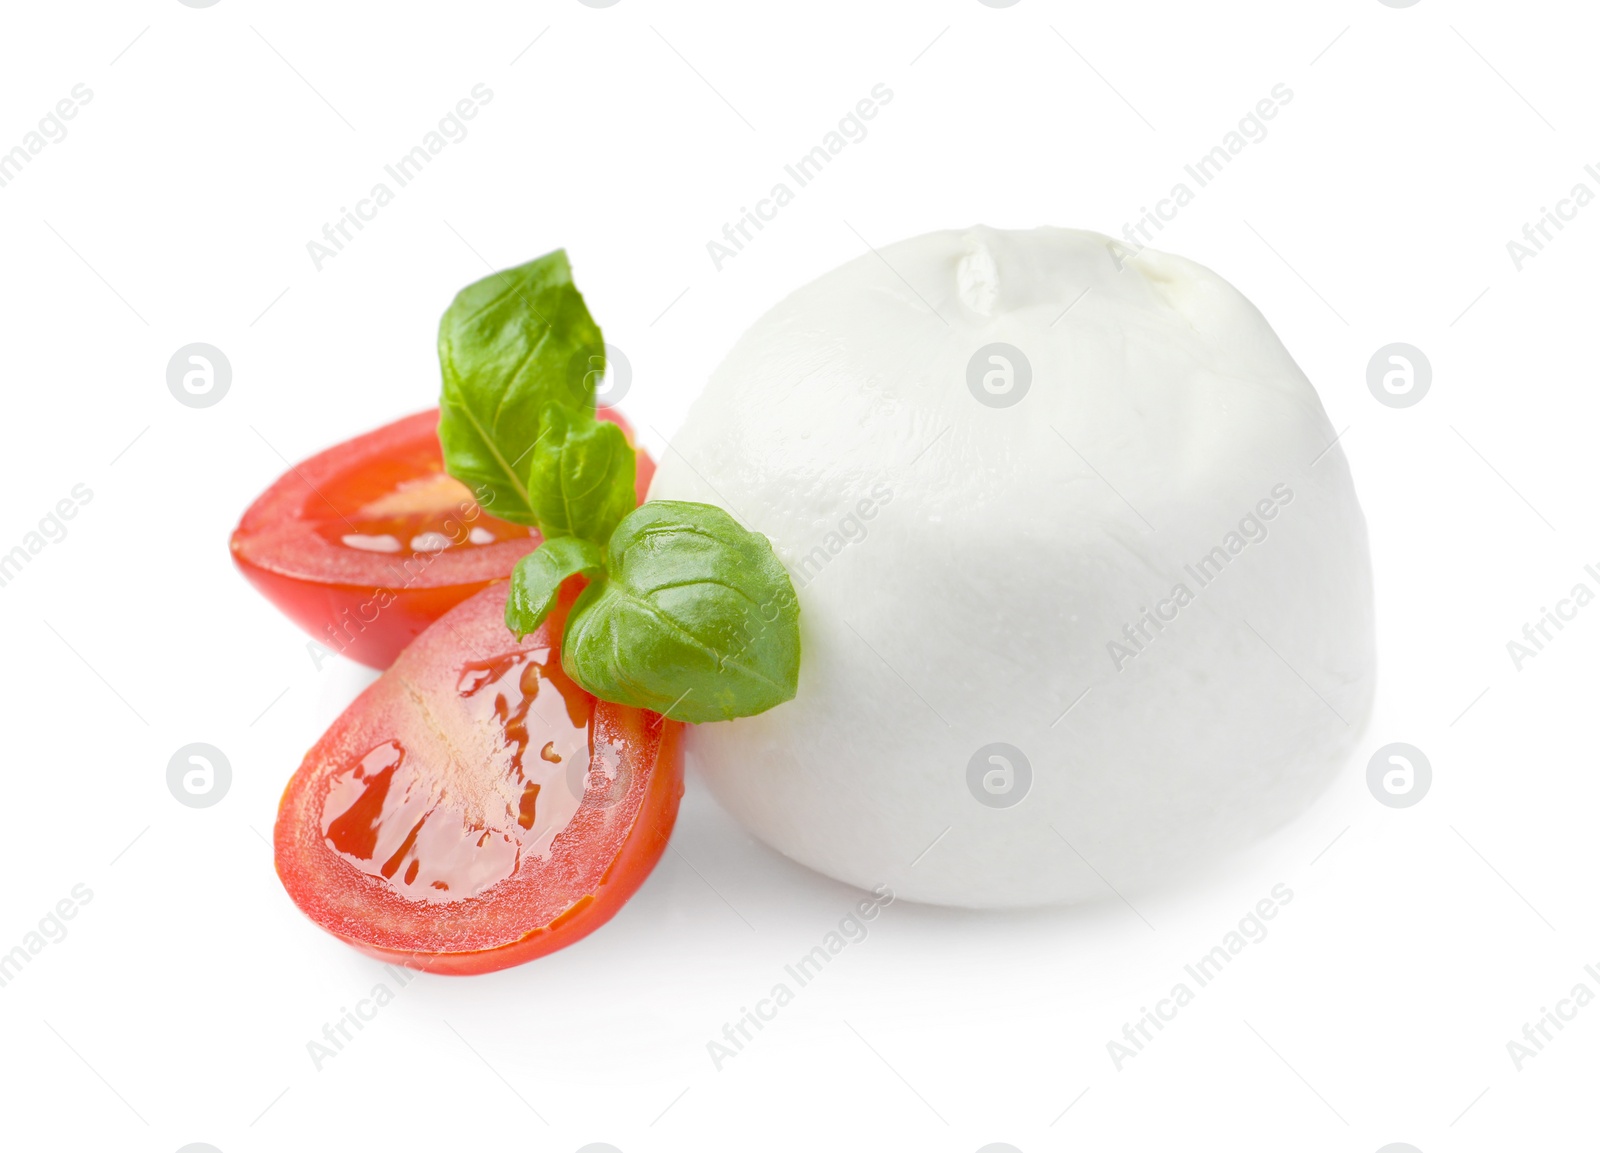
top-left (231, 407), bottom-right (654, 669)
top-left (274, 579), bottom-right (684, 974)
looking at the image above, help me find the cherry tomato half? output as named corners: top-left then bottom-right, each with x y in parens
top-left (274, 579), bottom-right (683, 974)
top-left (231, 407), bottom-right (655, 669)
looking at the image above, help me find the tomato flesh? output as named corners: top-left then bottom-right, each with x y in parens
top-left (274, 580), bottom-right (683, 974)
top-left (231, 407), bottom-right (654, 668)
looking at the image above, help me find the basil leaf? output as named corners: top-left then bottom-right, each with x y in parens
top-left (430, 250), bottom-right (804, 724)
top-left (561, 501), bottom-right (801, 723)
top-left (436, 250), bottom-right (603, 525)
top-left (506, 536), bottom-right (606, 639)
top-left (527, 404), bottom-right (637, 545)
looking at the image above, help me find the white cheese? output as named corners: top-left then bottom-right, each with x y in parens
top-left (649, 226), bottom-right (1375, 907)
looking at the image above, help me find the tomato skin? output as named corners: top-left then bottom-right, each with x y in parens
top-left (236, 564), bottom-right (499, 672)
top-left (274, 580), bottom-right (685, 974)
top-left (232, 407), bottom-right (652, 669)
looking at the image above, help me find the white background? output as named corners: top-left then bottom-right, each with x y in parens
top-left (1, 1), bottom-right (1596, 1150)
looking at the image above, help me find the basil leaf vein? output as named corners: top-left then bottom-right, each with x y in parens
top-left (505, 536), bottom-right (606, 639)
top-left (559, 501), bottom-right (801, 723)
top-left (527, 404), bottom-right (637, 545)
top-left (436, 249), bottom-right (602, 525)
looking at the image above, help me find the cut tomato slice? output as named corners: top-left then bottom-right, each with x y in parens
top-left (274, 579), bottom-right (684, 974)
top-left (231, 407), bottom-right (654, 668)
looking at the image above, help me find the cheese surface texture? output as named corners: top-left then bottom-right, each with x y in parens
top-left (649, 226), bottom-right (1375, 907)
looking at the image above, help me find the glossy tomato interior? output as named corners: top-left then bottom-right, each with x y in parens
top-left (231, 407), bottom-right (654, 668)
top-left (274, 580), bottom-right (683, 974)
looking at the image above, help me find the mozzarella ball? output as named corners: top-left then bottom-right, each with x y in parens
top-left (649, 226), bottom-right (1374, 907)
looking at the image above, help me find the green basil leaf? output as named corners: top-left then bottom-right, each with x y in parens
top-left (436, 249), bottom-right (603, 525)
top-left (527, 404), bottom-right (637, 545)
top-left (506, 536), bottom-right (606, 639)
top-left (561, 501), bottom-right (801, 723)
